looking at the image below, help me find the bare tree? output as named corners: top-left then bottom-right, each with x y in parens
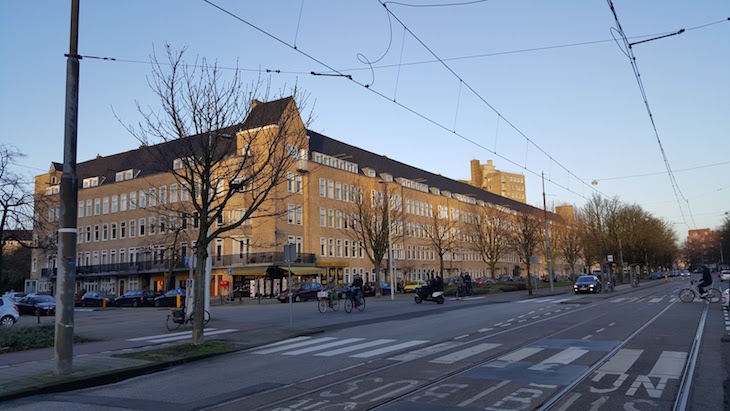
top-left (467, 204), bottom-right (510, 278)
top-left (510, 211), bottom-right (543, 296)
top-left (347, 180), bottom-right (402, 296)
top-left (553, 223), bottom-right (581, 280)
top-left (121, 45), bottom-right (311, 345)
top-left (0, 145), bottom-right (36, 282)
top-left (422, 202), bottom-right (455, 279)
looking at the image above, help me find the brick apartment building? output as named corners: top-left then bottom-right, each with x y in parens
top-left (29, 97), bottom-right (561, 298)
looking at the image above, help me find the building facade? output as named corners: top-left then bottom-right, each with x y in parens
top-left (29, 98), bottom-right (561, 298)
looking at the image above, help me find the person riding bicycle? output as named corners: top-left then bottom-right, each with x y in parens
top-left (352, 273), bottom-right (364, 307)
top-left (698, 266), bottom-right (713, 297)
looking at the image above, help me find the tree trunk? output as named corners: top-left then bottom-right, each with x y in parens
top-left (192, 246), bottom-right (207, 345)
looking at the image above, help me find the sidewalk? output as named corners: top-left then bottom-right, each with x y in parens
top-left (0, 278), bottom-right (714, 405)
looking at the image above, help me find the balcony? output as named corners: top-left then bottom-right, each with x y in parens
top-left (212, 252), bottom-right (316, 267)
top-left (296, 159), bottom-right (308, 173)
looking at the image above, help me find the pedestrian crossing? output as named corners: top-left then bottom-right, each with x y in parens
top-left (609, 295), bottom-right (679, 303)
top-left (515, 298), bottom-right (572, 304)
top-left (248, 336), bottom-right (688, 387)
top-left (127, 328), bottom-right (238, 344)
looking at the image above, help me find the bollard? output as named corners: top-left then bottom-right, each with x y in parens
top-left (102, 298), bottom-right (106, 309)
top-left (176, 294), bottom-right (180, 308)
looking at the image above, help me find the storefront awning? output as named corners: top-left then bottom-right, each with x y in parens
top-left (229, 267), bottom-right (269, 276)
top-left (279, 266), bottom-right (324, 276)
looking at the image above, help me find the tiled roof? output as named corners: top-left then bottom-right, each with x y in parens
top-left (242, 97), bottom-right (292, 130)
top-left (307, 130), bottom-right (546, 216)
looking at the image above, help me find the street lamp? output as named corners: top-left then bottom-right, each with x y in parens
top-left (379, 178), bottom-right (395, 301)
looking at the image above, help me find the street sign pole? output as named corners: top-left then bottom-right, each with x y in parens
top-left (284, 244), bottom-right (296, 328)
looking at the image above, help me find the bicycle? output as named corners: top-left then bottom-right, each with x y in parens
top-left (166, 306), bottom-right (211, 330)
top-left (317, 290), bottom-right (339, 313)
top-left (679, 280), bottom-right (721, 303)
top-left (343, 290), bottom-right (366, 313)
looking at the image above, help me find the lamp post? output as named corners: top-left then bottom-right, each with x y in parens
top-left (379, 178), bottom-right (395, 301)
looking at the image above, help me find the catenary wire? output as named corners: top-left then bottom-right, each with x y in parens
top-left (605, 0), bottom-right (697, 229)
top-left (201, 0), bottom-right (603, 201)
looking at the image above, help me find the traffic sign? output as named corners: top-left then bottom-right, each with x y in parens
top-left (608, 255), bottom-right (614, 262)
top-left (227, 268), bottom-right (232, 277)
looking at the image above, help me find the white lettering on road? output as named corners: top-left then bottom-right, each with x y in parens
top-left (590, 349), bottom-right (643, 394)
top-left (409, 383), bottom-right (469, 404)
top-left (624, 399), bottom-right (659, 410)
top-left (430, 343), bottom-right (501, 364)
top-left (350, 380), bottom-right (419, 403)
top-left (486, 383), bottom-right (557, 411)
top-left (458, 380), bottom-right (510, 407)
top-left (626, 351), bottom-right (686, 398)
top-left (529, 348), bottom-right (588, 371)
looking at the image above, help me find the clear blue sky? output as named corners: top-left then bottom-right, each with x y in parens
top-left (1, 1), bottom-right (728, 238)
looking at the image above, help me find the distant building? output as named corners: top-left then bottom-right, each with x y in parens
top-left (468, 159), bottom-right (526, 204)
top-left (1, 229), bottom-right (31, 254)
top-left (555, 205), bottom-right (575, 224)
top-left (687, 228), bottom-right (713, 267)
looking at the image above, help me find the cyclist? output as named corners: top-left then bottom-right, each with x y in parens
top-left (698, 266), bottom-right (713, 297)
top-left (352, 273), bottom-right (364, 307)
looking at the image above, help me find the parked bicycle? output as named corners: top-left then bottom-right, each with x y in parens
top-left (166, 306), bottom-right (211, 330)
top-left (317, 290), bottom-right (339, 313)
top-left (679, 280), bottom-right (721, 303)
top-left (342, 290), bottom-right (366, 313)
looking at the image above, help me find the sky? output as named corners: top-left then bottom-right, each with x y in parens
top-left (1, 0), bottom-right (728, 239)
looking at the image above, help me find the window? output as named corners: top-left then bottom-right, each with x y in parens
top-left (102, 197), bottom-right (109, 214)
top-left (288, 204), bottom-right (295, 224)
top-left (149, 217), bottom-right (156, 235)
top-left (85, 200), bottom-right (92, 216)
top-left (94, 225), bottom-right (99, 242)
top-left (193, 212), bottom-right (199, 228)
top-left (130, 192), bottom-right (136, 210)
top-left (320, 238), bottom-right (326, 256)
top-left (181, 184), bottom-right (189, 201)
top-left (336, 210), bottom-right (342, 229)
top-left (139, 218), bottom-right (145, 236)
top-left (344, 240), bottom-right (350, 257)
top-left (94, 198), bottom-right (101, 215)
top-left (295, 175), bottom-right (302, 194)
top-left (319, 178), bottom-right (326, 197)
top-left (138, 190), bottom-right (146, 208)
top-left (120, 194), bottom-right (127, 212)
top-left (111, 195), bottom-right (118, 213)
top-left (159, 216), bottom-right (166, 233)
top-left (335, 182), bottom-right (341, 200)
top-left (82, 176), bottom-right (99, 188)
top-left (287, 173), bottom-right (294, 193)
top-left (78, 202), bottom-right (84, 218)
top-left (159, 186), bottom-right (167, 205)
top-left (149, 188), bottom-right (156, 207)
top-left (343, 184), bottom-right (349, 202)
top-left (170, 184), bottom-right (178, 203)
top-left (327, 180), bottom-right (334, 199)
top-left (296, 206), bottom-right (302, 225)
top-left (111, 223), bottom-right (117, 240)
top-left (320, 208), bottom-right (326, 227)
top-left (102, 224), bottom-right (108, 241)
top-left (336, 239), bottom-right (342, 257)
top-left (120, 221), bottom-right (126, 239)
top-left (129, 219), bottom-right (136, 238)
top-left (115, 169), bottom-right (134, 182)
top-left (328, 209), bottom-right (334, 228)
top-left (328, 238), bottom-right (334, 256)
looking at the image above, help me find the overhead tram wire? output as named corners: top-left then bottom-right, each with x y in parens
top-left (605, 0), bottom-right (697, 229)
top-left (593, 160), bottom-right (730, 182)
top-left (201, 0), bottom-right (606, 201)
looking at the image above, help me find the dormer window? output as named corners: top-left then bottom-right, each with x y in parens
top-left (362, 168), bottom-right (376, 178)
top-left (115, 169), bottom-right (134, 182)
top-left (82, 177), bottom-right (99, 188)
top-left (173, 159), bottom-right (184, 170)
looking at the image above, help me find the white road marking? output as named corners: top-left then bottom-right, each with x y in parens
top-left (529, 348), bottom-right (589, 371)
top-left (250, 336), bottom-right (311, 350)
top-left (478, 327), bottom-right (494, 333)
top-left (389, 341), bottom-right (463, 361)
top-left (610, 297), bottom-right (627, 303)
top-left (459, 380), bottom-right (510, 407)
top-left (315, 339), bottom-right (396, 357)
top-left (486, 347), bottom-right (544, 368)
top-left (649, 298), bottom-right (662, 303)
top-left (251, 337), bottom-right (337, 354)
top-left (596, 349), bottom-right (643, 374)
top-left (454, 334), bottom-right (470, 340)
top-left (596, 328), bottom-right (605, 333)
top-left (430, 343), bottom-right (501, 364)
top-left (581, 335), bottom-right (593, 340)
top-left (648, 351), bottom-right (687, 377)
top-left (147, 329), bottom-right (238, 344)
top-left (127, 328), bottom-right (219, 342)
top-left (282, 338), bottom-right (365, 355)
top-left (351, 340), bottom-right (429, 358)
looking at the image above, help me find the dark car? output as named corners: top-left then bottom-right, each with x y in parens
top-left (80, 291), bottom-right (115, 307)
top-left (114, 290), bottom-right (157, 307)
top-left (154, 289), bottom-right (186, 307)
top-left (337, 283), bottom-right (354, 300)
top-left (573, 275), bottom-right (602, 294)
top-left (364, 282), bottom-right (392, 296)
top-left (277, 282), bottom-right (324, 303)
top-left (16, 294), bottom-right (56, 316)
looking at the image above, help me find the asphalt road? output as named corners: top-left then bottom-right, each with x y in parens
top-left (2, 276), bottom-right (727, 410)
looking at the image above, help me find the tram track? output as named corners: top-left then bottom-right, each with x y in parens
top-left (208, 283), bottom-right (688, 411)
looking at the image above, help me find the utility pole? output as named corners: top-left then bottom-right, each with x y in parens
top-left (542, 173), bottom-right (554, 293)
top-left (55, 0), bottom-right (80, 376)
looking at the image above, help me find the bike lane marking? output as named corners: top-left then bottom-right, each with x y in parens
top-left (146, 329), bottom-right (238, 344)
top-left (429, 343), bottom-right (501, 364)
top-left (282, 338), bottom-right (365, 356)
top-left (315, 339), bottom-right (396, 357)
top-left (252, 337), bottom-right (338, 354)
top-left (126, 327), bottom-right (219, 341)
top-left (350, 340), bottom-right (429, 358)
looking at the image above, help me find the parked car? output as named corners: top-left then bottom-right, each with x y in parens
top-left (499, 275), bottom-right (513, 282)
top-left (0, 296), bottom-right (20, 327)
top-left (16, 294), bottom-right (56, 316)
top-left (476, 277), bottom-right (495, 287)
top-left (364, 282), bottom-right (392, 296)
top-left (2, 291), bottom-right (27, 303)
top-left (154, 290), bottom-right (186, 307)
top-left (80, 291), bottom-right (115, 307)
top-left (277, 282), bottom-right (324, 303)
top-left (720, 270), bottom-right (730, 281)
top-left (114, 290), bottom-right (157, 307)
top-left (337, 283), bottom-right (354, 300)
top-left (573, 275), bottom-right (602, 294)
top-left (649, 272), bottom-right (664, 280)
top-left (681, 270), bottom-right (691, 278)
top-left (403, 280), bottom-right (427, 293)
